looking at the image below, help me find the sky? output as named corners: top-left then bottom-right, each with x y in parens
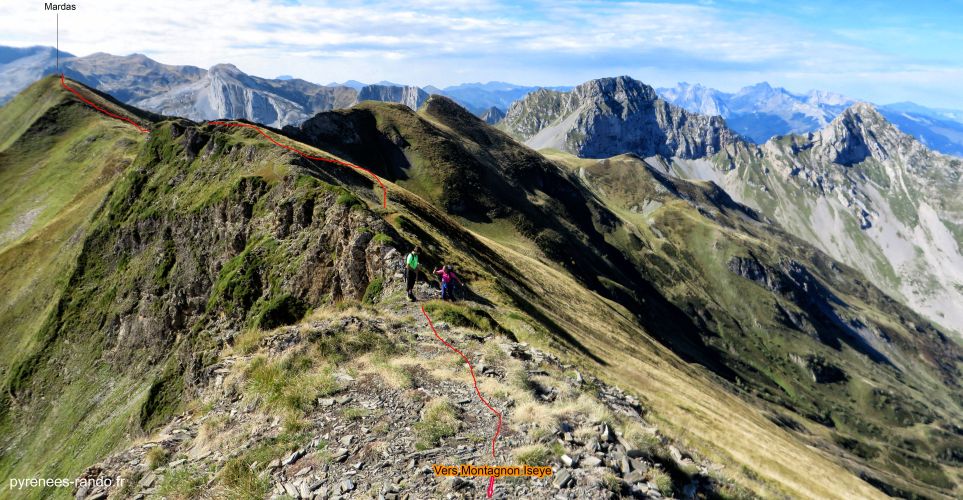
top-left (2, 0), bottom-right (962, 108)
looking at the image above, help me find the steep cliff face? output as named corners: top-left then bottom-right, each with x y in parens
top-left (502, 75), bottom-right (963, 337)
top-left (133, 64), bottom-right (357, 128)
top-left (501, 76), bottom-right (743, 159)
top-left (0, 79), bottom-right (404, 491)
top-left (357, 84), bottom-right (429, 110)
top-left (673, 102), bottom-right (963, 336)
top-left (811, 102), bottom-right (918, 165)
top-left (657, 82), bottom-right (729, 117)
top-left (479, 105), bottom-right (505, 124)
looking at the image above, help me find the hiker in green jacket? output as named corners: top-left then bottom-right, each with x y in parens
top-left (405, 247), bottom-right (420, 301)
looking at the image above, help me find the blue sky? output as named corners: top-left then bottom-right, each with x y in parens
top-left (3, 0), bottom-right (962, 108)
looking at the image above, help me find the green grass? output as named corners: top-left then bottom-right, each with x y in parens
top-left (250, 293), bottom-right (308, 329)
top-left (139, 360), bottom-right (186, 431)
top-left (648, 467), bottom-right (674, 496)
top-left (414, 399), bottom-right (460, 450)
top-left (157, 465), bottom-right (209, 500)
top-left (372, 232), bottom-right (395, 245)
top-left (217, 458), bottom-right (271, 500)
top-left (341, 406), bottom-right (373, 421)
top-left (314, 328), bottom-right (399, 364)
top-left (215, 426), bottom-right (315, 499)
top-left (513, 444), bottom-right (554, 466)
top-left (244, 354), bottom-right (340, 415)
top-left (422, 302), bottom-right (508, 335)
top-left (624, 427), bottom-right (663, 458)
top-left (145, 446), bottom-right (170, 469)
top-left (362, 278), bottom-right (384, 304)
top-left (336, 191), bottom-right (364, 208)
top-left (0, 80), bottom-right (158, 498)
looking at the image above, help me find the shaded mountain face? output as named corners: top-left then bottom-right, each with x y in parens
top-left (479, 105), bottom-right (505, 124)
top-left (500, 76), bottom-right (743, 159)
top-left (506, 75), bottom-right (963, 338)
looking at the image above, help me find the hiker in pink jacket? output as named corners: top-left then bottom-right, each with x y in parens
top-left (434, 264), bottom-right (463, 301)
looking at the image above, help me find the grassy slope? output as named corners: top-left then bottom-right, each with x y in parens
top-left (0, 77), bottom-right (148, 493)
top-left (547, 150), bottom-right (963, 497)
top-left (0, 78), bottom-right (404, 498)
top-left (335, 113), bottom-right (888, 495)
top-left (0, 78), bottom-right (952, 499)
top-left (291, 99), bottom-right (962, 497)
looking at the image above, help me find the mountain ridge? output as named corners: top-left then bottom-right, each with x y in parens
top-left (504, 75), bottom-right (963, 338)
top-left (658, 80), bottom-right (963, 156)
top-left (1, 73), bottom-right (961, 499)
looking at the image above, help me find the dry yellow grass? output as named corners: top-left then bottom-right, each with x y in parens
top-left (469, 232), bottom-right (885, 499)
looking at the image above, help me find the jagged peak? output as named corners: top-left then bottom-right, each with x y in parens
top-left (573, 75), bottom-right (658, 99)
top-left (837, 101), bottom-right (884, 121)
top-left (814, 101), bottom-right (907, 165)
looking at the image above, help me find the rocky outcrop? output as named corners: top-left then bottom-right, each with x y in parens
top-left (357, 84), bottom-right (429, 110)
top-left (134, 64), bottom-right (357, 128)
top-left (811, 102), bottom-right (918, 166)
top-left (501, 76), bottom-right (743, 159)
top-left (478, 105), bottom-right (505, 124)
top-left (9, 119), bottom-right (406, 407)
top-left (74, 303), bottom-right (739, 500)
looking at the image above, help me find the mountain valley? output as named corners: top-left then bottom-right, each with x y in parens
top-left (0, 74), bottom-right (960, 499)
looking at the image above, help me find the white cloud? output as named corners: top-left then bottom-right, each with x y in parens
top-left (0, 0), bottom-right (958, 107)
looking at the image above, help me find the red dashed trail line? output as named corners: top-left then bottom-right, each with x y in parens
top-left (57, 76), bottom-right (387, 207)
top-left (60, 74), bottom-right (150, 133)
top-left (208, 121), bottom-right (388, 208)
top-left (421, 305), bottom-right (503, 497)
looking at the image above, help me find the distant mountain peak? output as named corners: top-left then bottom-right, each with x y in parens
top-left (806, 89), bottom-right (853, 106)
top-left (479, 105), bottom-right (505, 124)
top-left (574, 75), bottom-right (659, 101)
top-left (502, 75), bottom-right (741, 159)
top-left (814, 101), bottom-right (900, 165)
top-left (358, 84), bottom-right (428, 110)
top-left (744, 81), bottom-right (774, 91)
top-left (843, 101), bottom-right (883, 119)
